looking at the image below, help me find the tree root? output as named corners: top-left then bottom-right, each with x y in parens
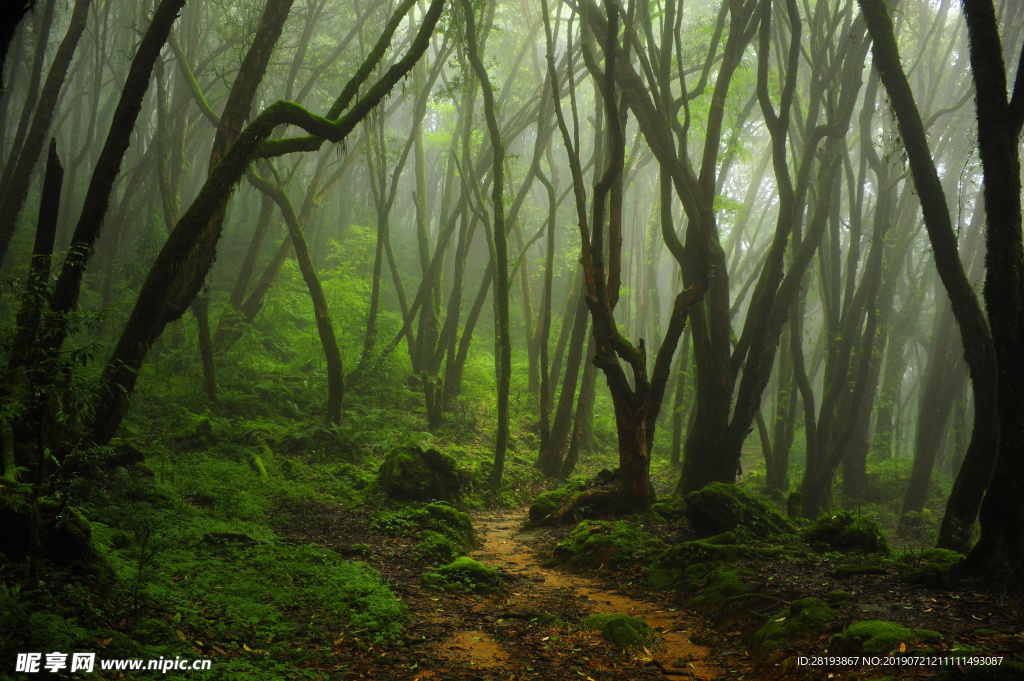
top-left (546, 487), bottom-right (641, 526)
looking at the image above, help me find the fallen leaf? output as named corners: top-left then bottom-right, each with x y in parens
top-left (900, 643), bottom-right (906, 652)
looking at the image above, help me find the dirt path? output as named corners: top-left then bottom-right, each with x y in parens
top-left (409, 509), bottom-right (724, 681)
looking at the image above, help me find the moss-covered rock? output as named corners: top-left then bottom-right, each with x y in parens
top-left (688, 565), bottom-right (756, 608)
top-left (108, 439), bottom-right (147, 468)
top-left (803, 511), bottom-right (890, 555)
top-left (684, 482), bottom-right (796, 538)
top-left (752, 598), bottom-right (838, 655)
top-left (581, 614), bottom-right (665, 651)
top-left (422, 557), bottom-right (503, 592)
top-left (551, 520), bottom-right (665, 570)
top-left (375, 445), bottom-right (464, 503)
top-left (826, 590), bottom-right (853, 607)
top-left (830, 620), bottom-right (914, 654)
top-left (417, 530), bottom-right (461, 564)
top-left (651, 495), bottom-right (687, 522)
top-left (418, 502), bottom-right (476, 547)
top-left (371, 502), bottom-right (476, 559)
top-left (647, 534), bottom-right (788, 590)
top-left (897, 548), bottom-right (964, 585)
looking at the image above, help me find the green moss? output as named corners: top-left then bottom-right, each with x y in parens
top-left (371, 502), bottom-right (476, 554)
top-left (422, 557), bottom-right (503, 592)
top-left (752, 598), bottom-right (838, 653)
top-left (418, 530), bottom-right (461, 564)
top-left (914, 629), bottom-right (942, 642)
top-left (581, 614), bottom-right (665, 651)
top-left (647, 536), bottom-right (787, 590)
top-left (684, 482), bottom-right (796, 538)
top-left (527, 478), bottom-right (589, 527)
top-left (803, 511), bottom-right (890, 555)
top-left (975, 628), bottom-right (997, 637)
top-left (836, 562), bottom-right (888, 577)
top-left (375, 445), bottom-right (465, 503)
top-left (651, 496), bottom-right (687, 522)
top-left (897, 548), bottom-right (964, 583)
top-left (529, 490), bottom-right (569, 526)
top-left (831, 620), bottom-right (914, 654)
top-left (826, 590), bottom-right (853, 606)
top-left (551, 520), bottom-right (664, 570)
top-left (689, 565), bottom-right (755, 608)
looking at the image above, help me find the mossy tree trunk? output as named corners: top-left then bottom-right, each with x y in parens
top-left (249, 170), bottom-right (344, 423)
top-left (459, 0), bottom-right (511, 493)
top-left (900, 300), bottom-right (967, 521)
top-left (542, 0), bottom-right (708, 513)
top-left (858, 0), bottom-right (1001, 558)
top-left (0, 0), bottom-right (86, 266)
top-left (957, 0), bottom-right (1024, 580)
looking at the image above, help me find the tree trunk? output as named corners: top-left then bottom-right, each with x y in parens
top-left (859, 0), bottom-right (1001, 561)
top-left (250, 171), bottom-right (345, 423)
top-left (900, 302), bottom-right (966, 521)
top-left (0, 0), bottom-right (93, 265)
top-left (959, 0), bottom-right (1024, 580)
top-left (460, 0), bottom-right (511, 493)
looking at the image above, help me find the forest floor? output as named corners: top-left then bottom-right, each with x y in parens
top-left (284, 503), bottom-right (726, 680)
top-left (281, 501), bottom-right (1024, 681)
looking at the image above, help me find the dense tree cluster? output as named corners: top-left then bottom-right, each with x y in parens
top-left (2, 0), bottom-right (1023, 582)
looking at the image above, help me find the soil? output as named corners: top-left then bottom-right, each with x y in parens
top-left (282, 502), bottom-right (1024, 681)
top-left (285, 504), bottom-right (730, 680)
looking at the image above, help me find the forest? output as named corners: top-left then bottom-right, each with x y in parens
top-left (1, 0), bottom-right (1023, 678)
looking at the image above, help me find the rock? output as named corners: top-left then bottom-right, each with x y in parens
top-left (375, 445), bottom-right (464, 503)
top-left (830, 620), bottom-right (914, 655)
top-left (751, 598), bottom-right (838, 656)
top-left (684, 482), bottom-right (796, 538)
top-left (580, 614), bottom-right (665, 651)
top-left (802, 511), bottom-right (890, 555)
top-left (422, 557), bottom-right (503, 592)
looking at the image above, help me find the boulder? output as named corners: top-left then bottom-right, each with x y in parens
top-left (684, 482), bottom-right (796, 538)
top-left (375, 445), bottom-right (463, 503)
top-left (802, 511), bottom-right (890, 555)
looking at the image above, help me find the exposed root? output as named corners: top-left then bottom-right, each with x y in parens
top-left (546, 486), bottom-right (643, 526)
